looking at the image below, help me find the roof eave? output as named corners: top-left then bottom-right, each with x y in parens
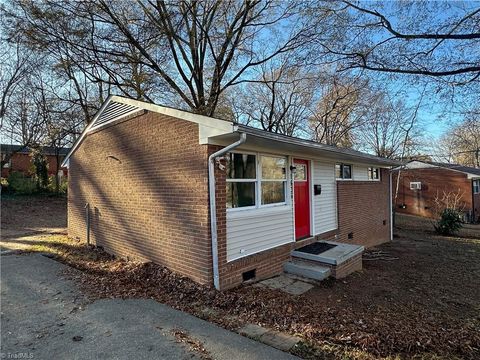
top-left (234, 125), bottom-right (401, 167)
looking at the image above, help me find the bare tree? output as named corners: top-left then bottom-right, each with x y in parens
top-left (311, 1), bottom-right (480, 83)
top-left (235, 61), bottom-right (317, 136)
top-left (356, 91), bottom-right (423, 159)
top-left (309, 75), bottom-right (370, 147)
top-left (4, 0), bottom-right (312, 116)
top-left (1, 77), bottom-right (47, 167)
top-left (436, 111), bottom-right (480, 167)
top-left (0, 41), bottom-right (31, 127)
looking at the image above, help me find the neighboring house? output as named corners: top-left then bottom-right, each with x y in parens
top-left (392, 160), bottom-right (480, 223)
top-left (1, 144), bottom-right (70, 178)
top-left (62, 96), bottom-right (399, 290)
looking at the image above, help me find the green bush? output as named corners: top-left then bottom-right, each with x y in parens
top-left (7, 172), bottom-right (37, 194)
top-left (434, 208), bottom-right (463, 236)
top-left (31, 149), bottom-right (49, 190)
top-left (47, 175), bottom-right (68, 194)
top-left (1, 177), bottom-right (9, 193)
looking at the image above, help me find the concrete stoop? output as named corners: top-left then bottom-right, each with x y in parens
top-left (284, 241), bottom-right (364, 281)
top-left (283, 260), bottom-right (331, 281)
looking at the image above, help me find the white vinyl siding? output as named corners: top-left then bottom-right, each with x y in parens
top-left (313, 160), bottom-right (338, 234)
top-left (226, 206), bottom-right (294, 262)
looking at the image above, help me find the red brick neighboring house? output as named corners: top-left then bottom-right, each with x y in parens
top-left (63, 96), bottom-right (399, 290)
top-left (393, 160), bottom-right (480, 223)
top-left (1, 144), bottom-right (70, 178)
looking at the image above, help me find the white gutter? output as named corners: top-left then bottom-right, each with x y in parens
top-left (208, 132), bottom-right (247, 290)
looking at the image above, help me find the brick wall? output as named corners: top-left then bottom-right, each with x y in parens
top-left (392, 168), bottom-right (473, 219)
top-left (69, 119), bottom-right (392, 290)
top-left (473, 191), bottom-right (480, 223)
top-left (68, 111), bottom-right (213, 284)
top-left (337, 168), bottom-right (391, 248)
top-left (1, 153), bottom-right (67, 178)
top-left (213, 148), bottom-right (390, 288)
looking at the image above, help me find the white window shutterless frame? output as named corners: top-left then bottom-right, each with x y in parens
top-left (226, 151), bottom-right (289, 211)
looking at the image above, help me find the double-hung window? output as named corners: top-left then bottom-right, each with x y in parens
top-left (335, 163), bottom-right (352, 180)
top-left (226, 153), bottom-right (256, 209)
top-left (261, 156), bottom-right (287, 205)
top-left (226, 152), bottom-right (287, 209)
top-left (368, 167), bottom-right (380, 180)
top-left (473, 179), bottom-right (480, 194)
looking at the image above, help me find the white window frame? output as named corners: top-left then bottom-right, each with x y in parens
top-left (226, 151), bottom-right (289, 212)
top-left (225, 151), bottom-right (257, 211)
top-left (259, 154), bottom-right (288, 207)
top-left (368, 167), bottom-right (380, 181)
top-left (410, 181), bottom-right (422, 190)
top-left (335, 163), bottom-right (353, 180)
top-left (473, 179), bottom-right (480, 194)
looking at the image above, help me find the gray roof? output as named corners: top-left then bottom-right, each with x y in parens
top-left (234, 124), bottom-right (401, 166)
top-left (424, 160), bottom-right (480, 176)
top-left (1, 144), bottom-right (71, 156)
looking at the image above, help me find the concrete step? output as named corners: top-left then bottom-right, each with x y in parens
top-left (291, 241), bottom-right (364, 266)
top-left (283, 260), bottom-right (331, 281)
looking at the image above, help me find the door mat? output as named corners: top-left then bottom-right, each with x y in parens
top-left (295, 242), bottom-right (337, 255)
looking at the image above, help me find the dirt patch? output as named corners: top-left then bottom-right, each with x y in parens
top-left (1, 195), bottom-right (67, 232)
top-left (43, 231), bottom-right (480, 359)
top-left (2, 197), bottom-right (479, 359)
top-left (395, 212), bottom-right (480, 239)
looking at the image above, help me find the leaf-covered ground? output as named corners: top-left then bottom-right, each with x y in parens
top-left (2, 196), bottom-right (479, 359)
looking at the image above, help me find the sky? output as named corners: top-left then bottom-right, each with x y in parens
top-left (1, 0), bottom-right (476, 157)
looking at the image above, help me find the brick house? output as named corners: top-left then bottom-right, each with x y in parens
top-left (392, 160), bottom-right (480, 223)
top-left (1, 144), bottom-right (70, 178)
top-left (63, 96), bottom-right (399, 290)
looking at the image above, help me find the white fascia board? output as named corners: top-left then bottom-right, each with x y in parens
top-left (114, 96), bottom-right (232, 129)
top-left (199, 123), bottom-right (235, 144)
top-left (61, 95), bottom-right (115, 167)
top-left (467, 174), bottom-right (480, 179)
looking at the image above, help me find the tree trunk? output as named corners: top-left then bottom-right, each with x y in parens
top-left (55, 150), bottom-right (60, 194)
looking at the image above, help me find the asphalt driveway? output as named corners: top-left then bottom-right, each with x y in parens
top-left (0, 253), bottom-right (298, 360)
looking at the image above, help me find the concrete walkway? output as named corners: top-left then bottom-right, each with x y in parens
top-left (1, 254), bottom-right (298, 360)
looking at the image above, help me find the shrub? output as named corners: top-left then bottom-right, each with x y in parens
top-left (47, 175), bottom-right (68, 194)
top-left (7, 171), bottom-right (37, 195)
top-left (434, 208), bottom-right (463, 236)
top-left (31, 149), bottom-right (49, 190)
top-left (1, 177), bottom-right (10, 193)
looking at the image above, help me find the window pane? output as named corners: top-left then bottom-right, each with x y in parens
top-left (226, 153), bottom-right (256, 179)
top-left (261, 156), bottom-right (286, 179)
top-left (226, 182), bottom-right (256, 208)
top-left (335, 164), bottom-right (342, 179)
top-left (343, 165), bottom-right (352, 179)
top-left (368, 167), bottom-right (378, 180)
top-left (295, 164), bottom-right (307, 180)
top-left (261, 181), bottom-right (285, 205)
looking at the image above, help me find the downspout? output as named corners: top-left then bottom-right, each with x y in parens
top-left (471, 180), bottom-right (476, 224)
top-left (208, 132), bottom-right (247, 290)
top-left (389, 170), bottom-right (393, 241)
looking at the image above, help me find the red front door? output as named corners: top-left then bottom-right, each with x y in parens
top-left (294, 159), bottom-right (310, 240)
